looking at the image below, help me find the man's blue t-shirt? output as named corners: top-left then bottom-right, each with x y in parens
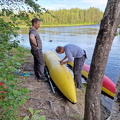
top-left (64, 44), bottom-right (85, 62)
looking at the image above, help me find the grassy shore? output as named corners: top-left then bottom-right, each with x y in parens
top-left (10, 46), bottom-right (30, 55)
top-left (41, 23), bottom-right (97, 27)
top-left (18, 23), bottom-right (98, 28)
top-left (17, 23), bottom-right (120, 28)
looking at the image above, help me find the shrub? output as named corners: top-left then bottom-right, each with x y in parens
top-left (0, 18), bottom-right (29, 120)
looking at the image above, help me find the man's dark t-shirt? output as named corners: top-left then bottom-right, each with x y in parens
top-left (29, 28), bottom-right (42, 50)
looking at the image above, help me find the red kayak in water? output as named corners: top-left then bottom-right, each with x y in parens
top-left (68, 63), bottom-right (116, 99)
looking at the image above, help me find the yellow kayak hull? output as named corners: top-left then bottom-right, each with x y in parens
top-left (44, 51), bottom-right (77, 103)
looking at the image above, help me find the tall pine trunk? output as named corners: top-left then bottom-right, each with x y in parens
top-left (84, 0), bottom-right (120, 120)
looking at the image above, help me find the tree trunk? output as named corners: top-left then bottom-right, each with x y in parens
top-left (84, 0), bottom-right (120, 120)
top-left (107, 75), bottom-right (120, 120)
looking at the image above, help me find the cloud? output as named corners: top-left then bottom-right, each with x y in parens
top-left (54, 0), bottom-right (71, 4)
top-left (44, 4), bottom-right (67, 10)
top-left (53, 0), bottom-right (107, 6)
top-left (80, 0), bottom-right (107, 6)
top-left (78, 0), bottom-right (108, 11)
top-left (38, 0), bottom-right (108, 11)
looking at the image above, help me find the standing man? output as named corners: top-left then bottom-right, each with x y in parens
top-left (29, 18), bottom-right (47, 82)
top-left (55, 44), bottom-right (87, 89)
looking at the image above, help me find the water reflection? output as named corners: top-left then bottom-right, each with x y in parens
top-left (39, 26), bottom-right (99, 35)
top-left (19, 25), bottom-right (99, 35)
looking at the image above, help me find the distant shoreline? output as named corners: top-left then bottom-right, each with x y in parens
top-left (41, 23), bottom-right (98, 27)
top-left (18, 23), bottom-right (98, 28)
top-left (18, 24), bottom-right (120, 28)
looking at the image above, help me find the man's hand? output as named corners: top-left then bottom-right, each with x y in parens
top-left (60, 60), bottom-right (64, 65)
top-left (60, 60), bottom-right (70, 65)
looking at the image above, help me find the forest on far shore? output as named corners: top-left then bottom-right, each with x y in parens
top-left (1, 7), bottom-right (103, 26)
top-left (40, 7), bottom-right (103, 25)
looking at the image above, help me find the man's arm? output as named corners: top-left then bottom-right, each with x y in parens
top-left (30, 34), bottom-right (37, 47)
top-left (60, 55), bottom-right (67, 62)
top-left (60, 53), bottom-right (73, 65)
top-left (60, 55), bottom-right (72, 65)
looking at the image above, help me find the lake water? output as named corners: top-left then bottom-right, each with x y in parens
top-left (17, 24), bottom-right (120, 110)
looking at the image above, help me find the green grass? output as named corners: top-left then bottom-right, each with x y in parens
top-left (10, 46), bottom-right (30, 55)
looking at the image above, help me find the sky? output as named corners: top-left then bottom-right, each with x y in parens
top-left (37, 0), bottom-right (108, 12)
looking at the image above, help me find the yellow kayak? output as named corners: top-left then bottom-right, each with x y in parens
top-left (44, 51), bottom-right (77, 103)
